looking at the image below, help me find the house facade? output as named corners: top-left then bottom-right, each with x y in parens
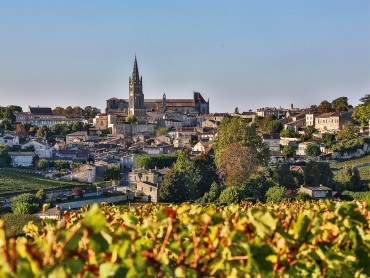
top-left (8, 152), bottom-right (34, 167)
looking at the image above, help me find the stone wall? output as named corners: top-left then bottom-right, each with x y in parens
top-left (332, 143), bottom-right (370, 159)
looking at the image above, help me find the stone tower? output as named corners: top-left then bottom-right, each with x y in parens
top-left (129, 56), bottom-right (147, 123)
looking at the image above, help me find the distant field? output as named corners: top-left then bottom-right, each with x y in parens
top-left (0, 169), bottom-right (88, 196)
top-left (330, 154), bottom-right (370, 170)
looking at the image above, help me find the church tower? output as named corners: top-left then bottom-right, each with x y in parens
top-left (128, 56), bottom-right (147, 123)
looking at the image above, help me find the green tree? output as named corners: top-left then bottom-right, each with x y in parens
top-left (125, 114), bottom-right (137, 123)
top-left (0, 143), bottom-right (11, 167)
top-left (322, 133), bottom-right (336, 148)
top-left (331, 97), bottom-right (350, 111)
top-left (272, 165), bottom-right (298, 189)
top-left (200, 182), bottom-right (223, 204)
top-left (70, 122), bottom-right (84, 132)
top-left (336, 122), bottom-right (359, 142)
top-left (156, 127), bottom-right (168, 136)
top-left (304, 161), bottom-right (333, 187)
top-left (352, 103), bottom-right (370, 128)
top-left (334, 166), bottom-right (364, 191)
top-left (282, 145), bottom-right (294, 157)
top-left (214, 117), bottom-right (270, 166)
top-left (0, 118), bottom-right (13, 133)
top-left (35, 189), bottom-right (46, 203)
top-left (265, 186), bottom-right (287, 202)
top-left (82, 106), bottom-right (101, 119)
top-left (264, 119), bottom-right (283, 134)
top-left (159, 169), bottom-right (187, 202)
top-left (359, 94), bottom-right (370, 105)
top-left (11, 193), bottom-right (40, 214)
top-left (218, 186), bottom-right (240, 204)
top-left (54, 160), bottom-right (69, 171)
top-left (37, 159), bottom-right (49, 170)
top-left (280, 129), bottom-right (299, 138)
top-left (306, 144), bottom-right (321, 158)
top-left (104, 165), bottom-right (121, 181)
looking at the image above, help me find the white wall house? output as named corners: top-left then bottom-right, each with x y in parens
top-left (22, 139), bottom-right (52, 158)
top-left (8, 152), bottom-right (34, 167)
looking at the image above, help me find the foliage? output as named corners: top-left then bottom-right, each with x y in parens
top-left (159, 151), bottom-right (217, 202)
top-left (104, 165), bottom-right (121, 181)
top-left (54, 160), bottom-right (69, 171)
top-left (0, 144), bottom-right (11, 167)
top-left (72, 187), bottom-right (84, 198)
top-left (330, 153), bottom-right (370, 170)
top-left (0, 213), bottom-right (41, 237)
top-left (11, 193), bottom-right (40, 214)
top-left (331, 96), bottom-right (350, 111)
top-left (144, 138), bottom-right (154, 145)
top-left (264, 119), bottom-right (283, 134)
top-left (200, 182), bottom-right (223, 204)
top-left (280, 129), bottom-right (299, 138)
top-left (304, 161), bottom-right (333, 187)
top-left (352, 103), bottom-right (370, 128)
top-left (336, 122), bottom-right (359, 142)
top-left (239, 170), bottom-right (277, 201)
top-left (135, 154), bottom-right (177, 169)
top-left (0, 201), bottom-right (369, 277)
top-left (213, 117), bottom-right (270, 166)
top-left (37, 158), bottom-right (49, 170)
top-left (218, 186), bottom-right (240, 204)
top-left (35, 189), bottom-right (46, 202)
top-left (359, 94), bottom-right (370, 105)
top-left (125, 114), bottom-right (137, 123)
top-left (294, 191), bottom-right (312, 201)
top-left (282, 145), bottom-right (294, 157)
top-left (272, 165), bottom-right (299, 189)
top-left (156, 127), bottom-right (168, 136)
top-left (340, 191), bottom-right (368, 201)
top-left (334, 166), bottom-right (365, 192)
top-left (306, 144), bottom-right (321, 158)
top-left (218, 143), bottom-right (258, 187)
top-left (265, 185), bottom-right (287, 202)
top-left (317, 100), bottom-right (333, 113)
top-left (321, 133), bottom-right (336, 148)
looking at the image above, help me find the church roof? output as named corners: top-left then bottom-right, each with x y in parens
top-left (29, 107), bottom-right (53, 115)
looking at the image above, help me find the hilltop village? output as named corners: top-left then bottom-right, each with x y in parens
top-left (0, 57), bottom-right (369, 204)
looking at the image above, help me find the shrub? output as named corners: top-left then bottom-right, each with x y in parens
top-left (218, 186), bottom-right (240, 204)
top-left (0, 213), bottom-right (42, 237)
top-left (265, 186), bottom-right (287, 203)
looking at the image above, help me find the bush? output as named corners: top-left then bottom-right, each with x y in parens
top-left (0, 213), bottom-right (42, 237)
top-left (265, 186), bottom-right (287, 202)
top-left (218, 186), bottom-right (240, 204)
top-left (12, 202), bottom-right (40, 215)
top-left (295, 191), bottom-right (312, 201)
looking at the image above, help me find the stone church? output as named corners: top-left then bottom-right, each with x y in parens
top-left (106, 57), bottom-right (210, 120)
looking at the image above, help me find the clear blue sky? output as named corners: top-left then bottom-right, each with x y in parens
top-left (0, 0), bottom-right (369, 113)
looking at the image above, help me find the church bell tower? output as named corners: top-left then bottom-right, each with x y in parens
top-left (128, 56), bottom-right (147, 123)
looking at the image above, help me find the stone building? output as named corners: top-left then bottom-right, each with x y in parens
top-left (105, 57), bottom-right (210, 117)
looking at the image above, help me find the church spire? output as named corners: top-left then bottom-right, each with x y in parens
top-left (132, 55), bottom-right (140, 82)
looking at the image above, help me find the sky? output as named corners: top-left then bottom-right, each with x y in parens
top-left (0, 0), bottom-right (369, 113)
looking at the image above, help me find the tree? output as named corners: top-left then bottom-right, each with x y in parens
top-left (156, 127), bottom-right (168, 136)
top-left (264, 119), bottom-right (283, 134)
top-left (272, 165), bottom-right (298, 189)
top-left (0, 119), bottom-right (13, 133)
top-left (82, 106), bottom-right (101, 119)
top-left (218, 186), bottom-right (240, 204)
top-left (72, 187), bottom-right (84, 198)
top-left (334, 166), bottom-right (364, 191)
top-left (352, 103), bottom-right (370, 128)
top-left (280, 129), bottom-right (299, 138)
top-left (54, 160), bottom-right (69, 171)
top-left (336, 122), bottom-right (359, 142)
top-left (35, 189), bottom-right (46, 203)
top-left (125, 114), bottom-right (137, 123)
top-left (70, 121), bottom-right (84, 132)
top-left (282, 145), bottom-right (294, 157)
top-left (214, 117), bottom-right (270, 166)
top-left (322, 133), bottom-right (335, 148)
top-left (104, 165), bottom-right (121, 181)
top-left (265, 186), bottom-right (287, 202)
top-left (217, 143), bottom-right (259, 187)
top-left (317, 100), bottom-right (333, 113)
top-left (11, 193), bottom-right (40, 214)
top-left (331, 97), bottom-right (350, 111)
top-left (359, 94), bottom-right (370, 105)
top-left (37, 159), bottom-right (49, 170)
top-left (304, 161), bottom-right (333, 187)
top-left (306, 144), bottom-right (321, 158)
top-left (200, 182), bottom-right (223, 204)
top-left (234, 107), bottom-right (240, 114)
top-left (159, 169), bottom-right (187, 203)
top-left (0, 143), bottom-right (11, 167)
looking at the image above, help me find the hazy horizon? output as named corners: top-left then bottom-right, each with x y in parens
top-left (1, 0), bottom-right (369, 113)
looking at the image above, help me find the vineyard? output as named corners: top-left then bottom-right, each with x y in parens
top-left (0, 200), bottom-right (369, 277)
top-left (330, 154), bottom-right (370, 170)
top-left (0, 169), bottom-right (88, 196)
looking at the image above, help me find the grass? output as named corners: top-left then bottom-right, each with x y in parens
top-left (0, 169), bottom-right (89, 197)
top-left (330, 154), bottom-right (370, 170)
